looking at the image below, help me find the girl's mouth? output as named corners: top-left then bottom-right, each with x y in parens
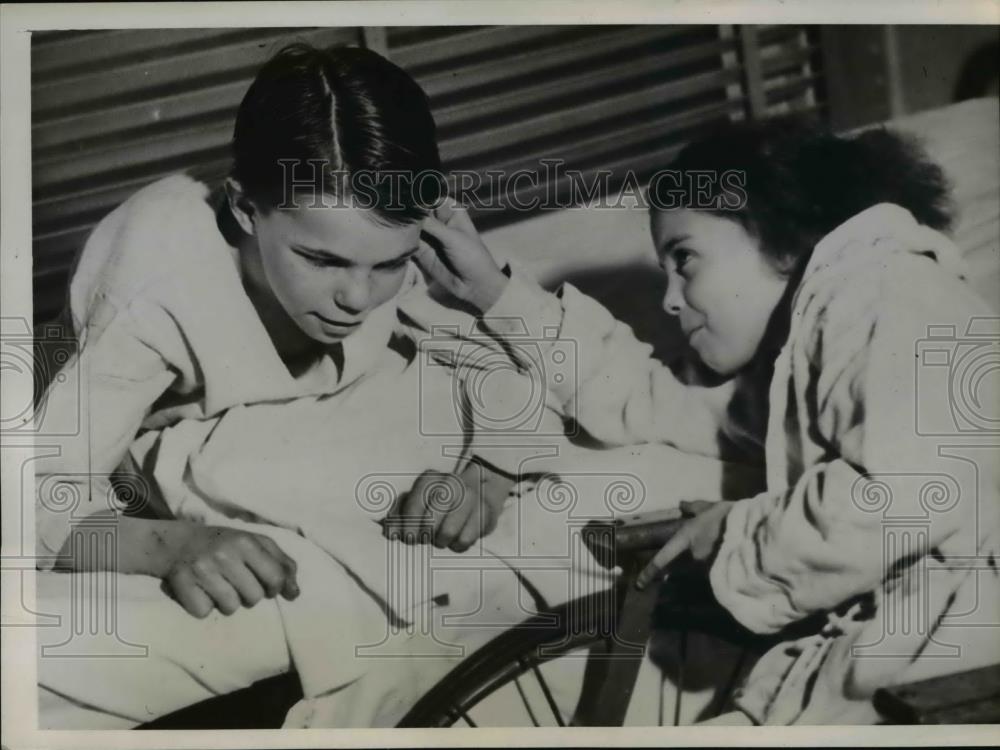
top-left (684, 324), bottom-right (704, 341)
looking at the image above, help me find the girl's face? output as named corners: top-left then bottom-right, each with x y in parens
top-left (247, 196), bottom-right (421, 344)
top-left (651, 209), bottom-right (789, 375)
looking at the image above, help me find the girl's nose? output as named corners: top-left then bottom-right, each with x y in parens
top-left (662, 281), bottom-right (685, 317)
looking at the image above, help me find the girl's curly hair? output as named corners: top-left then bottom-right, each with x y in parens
top-left (652, 116), bottom-right (955, 274)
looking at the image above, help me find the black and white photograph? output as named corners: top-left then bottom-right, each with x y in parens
top-left (1, 1), bottom-right (998, 746)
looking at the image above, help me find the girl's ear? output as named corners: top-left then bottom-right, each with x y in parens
top-left (225, 178), bottom-right (257, 235)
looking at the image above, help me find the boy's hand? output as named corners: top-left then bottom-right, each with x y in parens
top-left (635, 500), bottom-right (735, 590)
top-left (164, 526), bottom-right (300, 619)
top-left (383, 460), bottom-right (516, 552)
top-left (416, 200), bottom-right (509, 314)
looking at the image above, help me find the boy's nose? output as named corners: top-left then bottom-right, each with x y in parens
top-left (334, 272), bottom-right (371, 315)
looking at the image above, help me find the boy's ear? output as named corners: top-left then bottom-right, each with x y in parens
top-left (225, 178), bottom-right (257, 235)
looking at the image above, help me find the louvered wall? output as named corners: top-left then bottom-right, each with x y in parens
top-left (31, 25), bottom-right (825, 322)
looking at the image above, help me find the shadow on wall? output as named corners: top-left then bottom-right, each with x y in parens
top-left (954, 39), bottom-right (1000, 101)
top-left (547, 261), bottom-right (686, 367)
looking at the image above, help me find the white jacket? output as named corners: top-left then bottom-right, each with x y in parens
top-left (475, 203), bottom-right (1000, 724)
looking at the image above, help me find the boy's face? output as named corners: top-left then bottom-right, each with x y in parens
top-left (651, 209), bottom-right (788, 375)
top-left (251, 198), bottom-right (421, 343)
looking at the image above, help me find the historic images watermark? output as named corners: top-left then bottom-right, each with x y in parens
top-left (272, 158), bottom-right (749, 214)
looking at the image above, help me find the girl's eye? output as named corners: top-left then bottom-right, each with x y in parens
top-left (673, 249), bottom-right (694, 275)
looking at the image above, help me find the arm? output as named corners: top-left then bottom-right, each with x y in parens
top-left (413, 203), bottom-right (732, 457)
top-left (35, 304), bottom-right (177, 572)
top-left (36, 305), bottom-right (300, 618)
top-left (708, 264), bottom-right (994, 634)
top-left (481, 267), bottom-right (733, 455)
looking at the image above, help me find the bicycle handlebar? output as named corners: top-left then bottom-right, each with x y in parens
top-left (580, 508), bottom-right (686, 570)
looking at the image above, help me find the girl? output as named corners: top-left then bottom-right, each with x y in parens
top-left (413, 117), bottom-right (1000, 724)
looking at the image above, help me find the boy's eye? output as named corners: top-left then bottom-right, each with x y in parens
top-left (294, 249), bottom-right (346, 268)
top-left (379, 257), bottom-right (410, 271)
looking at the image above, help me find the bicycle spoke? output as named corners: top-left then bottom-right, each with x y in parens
top-left (529, 661), bottom-right (566, 727)
top-left (673, 623), bottom-right (688, 726)
top-left (457, 708), bottom-right (477, 727)
top-left (512, 676), bottom-right (541, 727)
top-left (709, 647), bottom-right (748, 719)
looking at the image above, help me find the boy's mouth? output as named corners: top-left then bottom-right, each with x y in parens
top-left (311, 311), bottom-right (361, 329)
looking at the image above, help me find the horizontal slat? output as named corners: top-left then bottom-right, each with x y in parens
top-left (416, 26), bottom-right (707, 103)
top-left (468, 96), bottom-right (742, 181)
top-left (35, 154), bottom-right (231, 235)
top-left (434, 36), bottom-right (735, 134)
top-left (390, 26), bottom-right (576, 73)
top-left (385, 26), bottom-right (488, 48)
top-left (31, 28), bottom-right (276, 80)
top-left (34, 120), bottom-right (233, 197)
top-left (765, 73), bottom-right (823, 103)
top-left (757, 25), bottom-right (815, 46)
top-left (32, 27), bottom-right (359, 119)
top-left (761, 44), bottom-right (819, 79)
top-left (33, 79), bottom-right (245, 155)
top-left (441, 67), bottom-right (741, 166)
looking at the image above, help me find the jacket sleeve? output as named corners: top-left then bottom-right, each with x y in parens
top-left (34, 301), bottom-right (176, 568)
top-left (708, 261), bottom-right (995, 633)
top-left (476, 266), bottom-right (733, 457)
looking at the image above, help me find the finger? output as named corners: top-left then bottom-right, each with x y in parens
top-left (426, 474), bottom-right (469, 548)
top-left (167, 567), bottom-right (214, 619)
top-left (218, 555), bottom-right (266, 608)
top-left (441, 200), bottom-right (477, 234)
top-left (434, 487), bottom-right (473, 549)
top-left (413, 242), bottom-right (453, 282)
top-left (451, 504), bottom-right (486, 553)
top-left (191, 562), bottom-right (242, 615)
top-left (635, 529), bottom-right (691, 590)
top-left (244, 534), bottom-right (299, 599)
top-left (680, 499), bottom-right (714, 517)
top-left (432, 198), bottom-right (458, 224)
top-left (421, 214), bottom-right (463, 244)
top-left (401, 472), bottom-right (447, 544)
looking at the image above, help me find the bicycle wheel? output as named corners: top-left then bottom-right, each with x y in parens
top-left (397, 573), bottom-right (759, 728)
top-left (398, 589), bottom-right (620, 727)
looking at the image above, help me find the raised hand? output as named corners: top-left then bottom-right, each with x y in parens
top-left (415, 200), bottom-right (510, 314)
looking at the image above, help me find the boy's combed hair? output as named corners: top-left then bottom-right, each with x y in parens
top-left (232, 43), bottom-right (442, 224)
top-left (655, 116), bottom-right (955, 273)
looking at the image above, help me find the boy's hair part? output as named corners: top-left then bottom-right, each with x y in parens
top-left (232, 43), bottom-right (443, 224)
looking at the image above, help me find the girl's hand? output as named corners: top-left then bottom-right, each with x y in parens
top-left (416, 200), bottom-right (510, 314)
top-left (164, 526), bottom-right (300, 619)
top-left (382, 460), bottom-right (516, 552)
top-left (635, 500), bottom-right (735, 590)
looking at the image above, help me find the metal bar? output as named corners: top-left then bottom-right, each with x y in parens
top-left (513, 675), bottom-right (542, 727)
top-left (738, 25), bottom-right (767, 119)
top-left (673, 617), bottom-right (688, 726)
top-left (361, 27), bottom-right (389, 57)
top-left (531, 663), bottom-right (566, 727)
